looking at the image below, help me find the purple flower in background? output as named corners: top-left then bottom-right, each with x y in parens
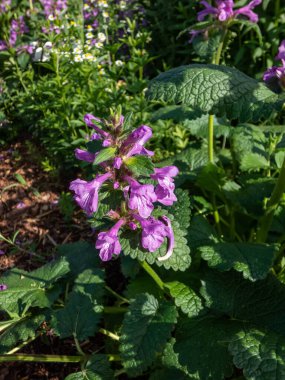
top-left (0, 0), bottom-right (11, 13)
top-left (0, 284), bottom-right (7, 291)
top-left (0, 41), bottom-right (7, 51)
top-left (84, 113), bottom-right (110, 139)
top-left (75, 148), bottom-right (97, 163)
top-left (114, 157), bottom-right (122, 169)
top-left (95, 219), bottom-right (125, 261)
top-left (69, 172), bottom-right (112, 215)
top-left (264, 40), bottom-right (285, 90)
top-left (126, 177), bottom-right (157, 218)
top-left (197, 0), bottom-right (261, 23)
top-left (151, 166), bottom-right (179, 206)
top-left (0, 250), bottom-right (5, 255)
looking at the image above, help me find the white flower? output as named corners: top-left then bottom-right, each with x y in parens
top-left (83, 4), bottom-right (90, 10)
top-left (33, 47), bottom-right (43, 62)
top-left (98, 0), bottom-right (108, 8)
top-left (73, 47), bottom-right (82, 54)
top-left (83, 53), bottom-right (94, 61)
top-left (115, 60), bottom-right (124, 67)
top-left (86, 32), bottom-right (93, 39)
top-left (44, 41), bottom-right (53, 50)
top-left (87, 25), bottom-right (93, 31)
top-left (120, 1), bottom-right (127, 9)
top-left (48, 14), bottom-right (55, 21)
top-left (74, 54), bottom-right (83, 62)
top-left (97, 32), bottom-right (106, 42)
top-left (95, 42), bottom-right (103, 49)
top-left (102, 11), bottom-right (109, 18)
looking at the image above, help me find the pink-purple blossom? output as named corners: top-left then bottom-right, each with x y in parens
top-left (197, 0), bottom-right (261, 23)
top-left (75, 148), bottom-right (97, 163)
top-left (151, 166), bottom-right (179, 206)
top-left (126, 177), bottom-right (157, 218)
top-left (69, 172), bottom-right (112, 215)
top-left (263, 40), bottom-right (285, 90)
top-left (0, 284), bottom-right (7, 291)
top-left (96, 219), bottom-right (125, 261)
top-left (122, 125), bottom-right (154, 157)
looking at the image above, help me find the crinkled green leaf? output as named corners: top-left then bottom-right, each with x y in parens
top-left (187, 216), bottom-right (219, 251)
top-left (201, 270), bottom-right (285, 336)
top-left (0, 257), bottom-right (69, 316)
top-left (121, 219), bottom-right (191, 271)
top-left (125, 274), bottom-right (162, 300)
top-left (166, 189), bottom-right (191, 231)
top-left (0, 314), bottom-right (45, 354)
top-left (58, 242), bottom-right (100, 275)
top-left (161, 338), bottom-right (194, 378)
top-left (120, 293), bottom-right (177, 376)
top-left (53, 269), bottom-right (104, 341)
top-left (124, 155), bottom-right (154, 177)
top-left (200, 243), bottom-right (278, 281)
top-left (174, 317), bottom-right (240, 380)
top-left (147, 64), bottom-right (282, 122)
top-left (149, 369), bottom-right (194, 380)
top-left (65, 354), bottom-right (114, 380)
top-left (229, 326), bottom-right (285, 380)
top-left (183, 114), bottom-right (230, 139)
top-left (165, 281), bottom-right (204, 317)
top-left (193, 33), bottom-right (222, 60)
top-left (151, 105), bottom-right (202, 122)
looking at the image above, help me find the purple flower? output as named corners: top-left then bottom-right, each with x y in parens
top-left (0, 284), bottom-right (7, 291)
top-left (114, 157), bottom-right (122, 169)
top-left (95, 219), bottom-right (125, 261)
top-left (69, 172), bottom-right (112, 215)
top-left (84, 114), bottom-right (110, 139)
top-left (151, 166), bottom-right (179, 206)
top-left (0, 0), bottom-right (11, 13)
top-left (276, 40), bottom-right (285, 65)
top-left (135, 215), bottom-right (175, 260)
top-left (0, 41), bottom-right (7, 51)
top-left (75, 148), bottom-right (97, 163)
top-left (126, 177), bottom-right (157, 218)
top-left (122, 125), bottom-right (154, 157)
top-left (197, 0), bottom-right (261, 23)
top-left (0, 249), bottom-right (5, 255)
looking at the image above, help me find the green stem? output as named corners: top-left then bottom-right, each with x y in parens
top-left (99, 328), bottom-right (120, 341)
top-left (104, 306), bottom-right (128, 314)
top-left (256, 156), bottom-right (285, 242)
top-left (0, 354), bottom-right (82, 363)
top-left (74, 336), bottom-right (85, 356)
top-left (208, 114), bottom-right (215, 163)
top-left (139, 260), bottom-right (165, 291)
top-left (29, 0), bottom-right (33, 11)
top-left (105, 286), bottom-right (129, 304)
top-left (8, 334), bottom-right (39, 355)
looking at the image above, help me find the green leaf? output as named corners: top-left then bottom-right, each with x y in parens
top-left (125, 273), bottom-right (162, 299)
top-left (147, 64), bottom-right (282, 122)
top-left (174, 317), bottom-right (239, 380)
top-left (94, 147), bottom-right (117, 165)
top-left (0, 258), bottom-right (69, 316)
top-left (65, 354), bottom-right (114, 380)
top-left (120, 293), bottom-right (177, 376)
top-left (150, 369), bottom-right (193, 380)
top-left (166, 189), bottom-right (191, 231)
top-left (53, 269), bottom-right (104, 341)
top-left (165, 281), bottom-right (204, 317)
top-left (201, 270), bottom-right (285, 336)
top-left (240, 153), bottom-right (269, 172)
top-left (275, 151), bottom-right (285, 169)
top-left (57, 242), bottom-right (100, 275)
top-left (160, 338), bottom-right (193, 378)
top-left (0, 314), bottom-right (45, 354)
top-left (86, 140), bottom-right (103, 154)
top-left (122, 111), bottom-right (133, 133)
top-left (183, 114), bottom-right (230, 139)
top-left (151, 105), bottom-right (202, 122)
top-left (14, 173), bottom-right (27, 186)
top-left (200, 243), bottom-right (278, 281)
top-left (121, 219), bottom-right (191, 271)
top-left (187, 216), bottom-right (219, 251)
top-left (193, 32), bottom-right (222, 60)
top-left (124, 155), bottom-right (154, 176)
top-left (229, 326), bottom-right (285, 380)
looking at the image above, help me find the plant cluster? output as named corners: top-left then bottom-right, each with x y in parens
top-left (2, 1), bottom-right (285, 380)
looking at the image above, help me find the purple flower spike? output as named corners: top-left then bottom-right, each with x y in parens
top-left (0, 284), bottom-right (7, 291)
top-left (233, 0), bottom-right (261, 23)
top-left (84, 114), bottom-right (110, 139)
top-left (69, 172), bottom-right (112, 215)
top-left (122, 125), bottom-right (154, 157)
top-left (126, 178), bottom-right (157, 218)
top-left (157, 216), bottom-right (175, 261)
top-left (75, 148), bottom-right (97, 163)
top-left (151, 166), bottom-right (179, 206)
top-left (197, 0), bottom-right (219, 21)
top-left (95, 219), bottom-right (125, 261)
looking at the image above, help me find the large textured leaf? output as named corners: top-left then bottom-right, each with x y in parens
top-left (53, 269), bottom-right (104, 341)
top-left (229, 326), bottom-right (285, 380)
top-left (187, 216), bottom-right (218, 251)
top-left (147, 64), bottom-right (282, 122)
top-left (57, 242), bottom-right (100, 275)
top-left (120, 293), bottom-right (177, 376)
top-left (174, 317), bottom-right (240, 380)
top-left (200, 243), bottom-right (278, 281)
top-left (65, 354), bottom-right (114, 380)
top-left (151, 105), bottom-right (202, 122)
top-left (165, 281), bottom-right (204, 317)
top-left (0, 314), bottom-right (45, 354)
top-left (165, 189), bottom-right (191, 231)
top-left (201, 270), bottom-right (285, 336)
top-left (0, 257), bottom-right (69, 316)
top-left (121, 219), bottom-right (191, 271)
